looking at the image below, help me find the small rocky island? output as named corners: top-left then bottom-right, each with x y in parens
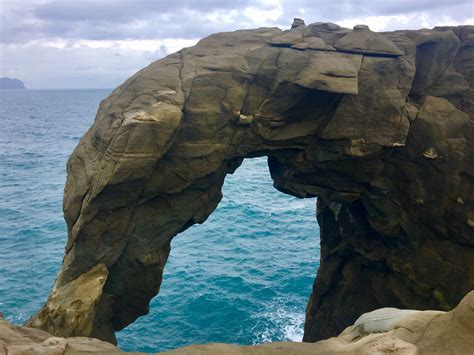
top-left (0, 77), bottom-right (26, 89)
top-left (1, 19), bottom-right (473, 354)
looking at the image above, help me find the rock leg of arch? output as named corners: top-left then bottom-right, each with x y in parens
top-left (27, 22), bottom-right (474, 344)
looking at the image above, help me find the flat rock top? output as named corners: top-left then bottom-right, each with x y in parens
top-left (267, 21), bottom-right (404, 57)
top-left (334, 25), bottom-right (404, 56)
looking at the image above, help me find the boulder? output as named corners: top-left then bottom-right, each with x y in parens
top-left (291, 37), bottom-right (333, 51)
top-left (291, 18), bottom-right (305, 29)
top-left (334, 24), bottom-right (404, 56)
top-left (294, 51), bottom-right (361, 94)
top-left (270, 30), bottom-right (304, 46)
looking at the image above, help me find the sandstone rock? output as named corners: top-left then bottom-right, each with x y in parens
top-left (334, 24), bottom-right (404, 56)
top-left (3, 291), bottom-right (473, 353)
top-left (303, 22), bottom-right (351, 46)
top-left (291, 37), bottom-right (332, 51)
top-left (294, 51), bottom-right (360, 94)
top-left (291, 42), bottom-right (309, 50)
top-left (349, 307), bottom-right (421, 338)
top-left (0, 318), bottom-right (120, 354)
top-left (410, 30), bottom-right (461, 98)
top-left (270, 30), bottom-right (303, 46)
top-left (27, 22), bottom-right (473, 347)
top-left (291, 18), bottom-right (305, 29)
top-left (27, 264), bottom-right (114, 343)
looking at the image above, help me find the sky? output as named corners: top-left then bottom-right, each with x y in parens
top-left (0, 0), bottom-right (473, 89)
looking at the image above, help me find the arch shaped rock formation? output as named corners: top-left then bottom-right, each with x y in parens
top-left (27, 22), bottom-right (474, 344)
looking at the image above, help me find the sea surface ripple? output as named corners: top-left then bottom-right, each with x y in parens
top-left (0, 89), bottom-right (320, 352)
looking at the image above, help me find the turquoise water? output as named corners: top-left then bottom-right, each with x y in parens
top-left (0, 89), bottom-right (320, 352)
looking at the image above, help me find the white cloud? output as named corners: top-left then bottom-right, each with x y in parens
top-left (336, 13), bottom-right (474, 32)
top-left (243, 0), bottom-right (283, 26)
top-left (0, 0), bottom-right (471, 88)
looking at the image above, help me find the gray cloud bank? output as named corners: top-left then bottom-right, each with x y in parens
top-left (1, 0), bottom-right (472, 88)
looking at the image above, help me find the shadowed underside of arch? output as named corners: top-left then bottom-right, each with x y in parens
top-left (27, 21), bottom-right (473, 344)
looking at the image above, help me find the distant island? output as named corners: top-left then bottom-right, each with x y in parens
top-left (0, 77), bottom-right (26, 89)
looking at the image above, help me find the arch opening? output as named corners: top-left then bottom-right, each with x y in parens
top-left (115, 157), bottom-right (319, 352)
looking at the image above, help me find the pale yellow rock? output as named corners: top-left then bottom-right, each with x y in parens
top-left (26, 264), bottom-right (113, 342)
top-left (0, 319), bottom-right (121, 354)
top-left (2, 292), bottom-right (473, 354)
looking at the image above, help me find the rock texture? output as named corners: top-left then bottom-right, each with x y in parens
top-left (0, 314), bottom-right (121, 354)
top-left (164, 290), bottom-right (474, 354)
top-left (27, 21), bottom-right (473, 344)
top-left (5, 291), bottom-right (474, 354)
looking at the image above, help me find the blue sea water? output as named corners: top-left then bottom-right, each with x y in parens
top-left (0, 89), bottom-right (320, 353)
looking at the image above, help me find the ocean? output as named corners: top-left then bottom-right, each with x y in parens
top-left (0, 89), bottom-right (320, 352)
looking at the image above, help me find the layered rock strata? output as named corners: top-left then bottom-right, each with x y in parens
top-left (27, 21), bottom-right (474, 343)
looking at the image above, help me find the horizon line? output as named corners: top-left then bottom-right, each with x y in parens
top-left (0, 88), bottom-right (114, 90)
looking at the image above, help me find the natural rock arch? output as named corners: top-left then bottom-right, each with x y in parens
top-left (28, 21), bottom-right (473, 345)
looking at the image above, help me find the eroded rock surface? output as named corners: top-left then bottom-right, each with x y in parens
top-left (27, 21), bottom-right (473, 344)
top-left (5, 290), bottom-right (474, 353)
top-left (0, 316), bottom-right (121, 354)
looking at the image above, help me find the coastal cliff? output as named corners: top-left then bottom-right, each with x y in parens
top-left (26, 20), bottom-right (473, 346)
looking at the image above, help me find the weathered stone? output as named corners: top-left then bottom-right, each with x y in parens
top-left (26, 264), bottom-right (114, 343)
top-left (27, 22), bottom-right (474, 347)
top-left (294, 51), bottom-right (360, 94)
top-left (270, 30), bottom-right (303, 46)
top-left (291, 18), bottom-right (305, 29)
top-left (350, 308), bottom-right (421, 338)
top-left (292, 37), bottom-right (333, 51)
top-left (335, 25), bottom-right (404, 56)
top-left (303, 22), bottom-right (351, 46)
top-left (3, 290), bottom-right (474, 353)
top-left (411, 30), bottom-right (461, 98)
top-left (291, 42), bottom-right (309, 50)
top-left (0, 318), bottom-right (121, 354)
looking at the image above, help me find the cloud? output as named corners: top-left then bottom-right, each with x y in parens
top-left (1, 0), bottom-right (272, 44)
top-left (0, 0), bottom-right (472, 88)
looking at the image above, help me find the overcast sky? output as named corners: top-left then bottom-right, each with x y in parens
top-left (1, 0), bottom-right (472, 89)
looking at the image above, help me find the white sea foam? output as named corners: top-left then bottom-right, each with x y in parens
top-left (282, 312), bottom-right (304, 342)
top-left (251, 300), bottom-right (305, 344)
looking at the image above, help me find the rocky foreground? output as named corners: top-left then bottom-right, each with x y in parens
top-left (2, 290), bottom-right (474, 354)
top-left (0, 313), bottom-right (120, 354)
